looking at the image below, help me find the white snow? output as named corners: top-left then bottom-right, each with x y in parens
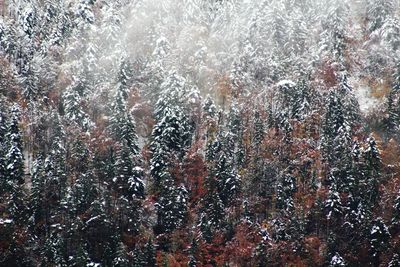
top-left (353, 85), bottom-right (381, 114)
top-left (277, 80), bottom-right (296, 87)
top-left (0, 218), bottom-right (13, 224)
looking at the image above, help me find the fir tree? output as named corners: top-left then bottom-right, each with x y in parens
top-left (252, 110), bottom-right (265, 150)
top-left (386, 89), bottom-right (399, 138)
top-left (113, 144), bottom-right (144, 200)
top-left (30, 155), bottom-right (46, 226)
top-left (62, 79), bottom-right (91, 130)
top-left (276, 173), bottom-right (296, 213)
top-left (215, 152), bottom-right (240, 206)
top-left (363, 137), bottom-right (381, 206)
top-left (113, 242), bottom-right (130, 267)
top-left (389, 253), bottom-right (400, 267)
top-left (325, 177), bottom-right (344, 222)
top-left (143, 238), bottom-right (156, 267)
top-left (5, 104), bottom-right (24, 186)
top-left (155, 173), bottom-right (188, 233)
top-left (329, 252), bottom-right (346, 267)
top-left (0, 103), bottom-right (8, 192)
top-left (109, 63), bottom-right (140, 155)
top-left (369, 218), bottom-right (390, 265)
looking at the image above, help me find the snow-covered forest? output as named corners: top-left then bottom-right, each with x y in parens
top-left (1, 0), bottom-right (400, 266)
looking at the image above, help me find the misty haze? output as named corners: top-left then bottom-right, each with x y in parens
top-left (0, 0), bottom-right (400, 266)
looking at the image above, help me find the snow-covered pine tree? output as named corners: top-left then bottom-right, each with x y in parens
top-left (276, 172), bottom-right (296, 213)
top-left (215, 152), bottom-right (240, 206)
top-left (366, 0), bottom-right (395, 34)
top-left (62, 78), bottom-right (91, 131)
top-left (109, 67), bottom-right (140, 155)
top-left (329, 252), bottom-right (346, 267)
top-left (369, 218), bottom-right (390, 265)
top-left (389, 253), bottom-right (400, 267)
top-left (44, 111), bottom-right (67, 209)
top-left (386, 88), bottom-right (399, 138)
top-left (252, 110), bottom-right (265, 150)
top-left (325, 175), bottom-right (344, 222)
top-left (150, 105), bottom-right (191, 189)
top-left (155, 173), bottom-right (188, 233)
top-left (112, 242), bottom-right (130, 267)
top-left (363, 136), bottom-right (381, 206)
top-left (30, 154), bottom-right (46, 226)
top-left (143, 238), bottom-right (156, 267)
top-left (0, 102), bottom-right (8, 191)
top-left (5, 104), bottom-right (24, 186)
top-left (113, 143), bottom-right (144, 200)
top-left (321, 90), bottom-right (346, 165)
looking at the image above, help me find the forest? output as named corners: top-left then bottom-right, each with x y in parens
top-left (0, 0), bottom-right (400, 266)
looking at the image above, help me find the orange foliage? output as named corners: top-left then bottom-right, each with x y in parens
top-left (183, 144), bottom-right (208, 203)
top-left (224, 223), bottom-right (261, 266)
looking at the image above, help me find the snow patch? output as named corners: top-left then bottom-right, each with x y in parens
top-left (349, 78), bottom-right (381, 114)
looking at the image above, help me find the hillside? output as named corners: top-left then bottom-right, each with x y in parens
top-left (1, 0), bottom-right (400, 266)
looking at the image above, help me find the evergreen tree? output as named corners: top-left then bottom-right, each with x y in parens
top-left (109, 61), bottom-right (140, 155)
top-left (329, 252), bottom-right (346, 267)
top-left (73, 173), bottom-right (98, 214)
top-left (143, 238), bottom-right (156, 267)
top-left (113, 144), bottom-right (144, 200)
top-left (202, 95), bottom-right (217, 119)
top-left (0, 103), bottom-right (8, 192)
top-left (215, 152), bottom-right (240, 206)
top-left (41, 232), bottom-right (67, 266)
top-left (37, 112), bottom-right (67, 232)
top-left (276, 172), bottom-right (296, 212)
top-left (331, 125), bottom-right (353, 192)
top-left (62, 79), bottom-right (91, 130)
top-left (68, 243), bottom-right (90, 267)
top-left (150, 105), bottom-right (191, 189)
top-left (363, 137), bottom-right (381, 206)
top-left (202, 175), bottom-right (225, 229)
top-left (155, 173), bottom-right (188, 233)
top-left (5, 104), bottom-right (24, 186)
top-left (154, 70), bottom-right (187, 120)
top-left (366, 0), bottom-right (395, 33)
top-left (386, 89), bottom-right (399, 138)
top-left (30, 155), bottom-right (46, 226)
top-left (112, 242), bottom-right (130, 267)
top-left (369, 218), bottom-right (390, 265)
top-left (389, 253), bottom-right (400, 267)
top-left (392, 192), bottom-right (400, 226)
top-left (252, 110), bottom-right (264, 150)
top-left (325, 177), bottom-right (344, 221)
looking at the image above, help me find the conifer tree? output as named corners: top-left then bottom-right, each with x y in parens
top-left (276, 172), bottom-right (296, 212)
top-left (363, 137), bottom-right (381, 206)
top-left (143, 238), bottom-right (156, 267)
top-left (109, 61), bottom-right (140, 155)
top-left (0, 103), bottom-right (8, 192)
top-left (5, 104), bottom-right (24, 186)
top-left (63, 79), bottom-right (91, 130)
top-left (369, 218), bottom-right (390, 265)
top-left (113, 143), bottom-right (144, 200)
top-left (155, 173), bottom-right (188, 233)
top-left (113, 242), bottom-right (130, 267)
top-left (30, 155), bottom-right (46, 226)
top-left (215, 152), bottom-right (240, 206)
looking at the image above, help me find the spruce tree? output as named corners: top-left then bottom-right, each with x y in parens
top-left (155, 173), bottom-right (188, 233)
top-left (5, 104), bottom-right (24, 186)
top-left (143, 238), bottom-right (156, 267)
top-left (276, 173), bottom-right (296, 213)
top-left (30, 155), bottom-right (46, 226)
top-left (369, 218), bottom-right (390, 265)
top-left (363, 137), bottom-right (381, 206)
top-left (215, 152), bottom-right (240, 206)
